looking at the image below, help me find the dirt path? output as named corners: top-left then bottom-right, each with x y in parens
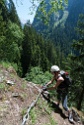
top-left (42, 93), bottom-right (83, 125)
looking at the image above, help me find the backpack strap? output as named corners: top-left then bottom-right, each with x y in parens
top-left (55, 74), bottom-right (61, 81)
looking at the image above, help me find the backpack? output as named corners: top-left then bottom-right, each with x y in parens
top-left (60, 70), bottom-right (72, 88)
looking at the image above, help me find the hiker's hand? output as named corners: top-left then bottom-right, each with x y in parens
top-left (42, 85), bottom-right (47, 91)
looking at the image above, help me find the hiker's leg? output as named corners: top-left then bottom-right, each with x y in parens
top-left (62, 94), bottom-right (69, 111)
top-left (56, 90), bottom-right (61, 106)
top-left (62, 94), bottom-right (74, 123)
top-left (62, 94), bottom-right (72, 113)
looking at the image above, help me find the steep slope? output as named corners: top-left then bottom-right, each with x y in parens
top-left (0, 65), bottom-right (40, 125)
top-left (0, 64), bottom-right (84, 125)
top-left (32, 0), bottom-right (84, 54)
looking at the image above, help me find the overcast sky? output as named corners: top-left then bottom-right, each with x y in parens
top-left (12, 0), bottom-right (39, 24)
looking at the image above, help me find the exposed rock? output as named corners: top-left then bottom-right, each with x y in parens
top-left (72, 108), bottom-right (84, 125)
top-left (6, 80), bottom-right (15, 85)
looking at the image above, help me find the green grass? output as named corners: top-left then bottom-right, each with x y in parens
top-left (30, 108), bottom-right (37, 125)
top-left (0, 61), bottom-right (18, 71)
top-left (0, 83), bottom-right (7, 91)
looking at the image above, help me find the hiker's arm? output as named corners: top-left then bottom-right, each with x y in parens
top-left (46, 78), bottom-right (55, 86)
top-left (47, 77), bottom-right (64, 90)
top-left (41, 78), bottom-right (54, 91)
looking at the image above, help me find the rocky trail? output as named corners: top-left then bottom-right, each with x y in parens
top-left (0, 65), bottom-right (84, 125)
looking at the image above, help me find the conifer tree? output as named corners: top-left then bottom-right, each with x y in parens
top-left (71, 14), bottom-right (84, 110)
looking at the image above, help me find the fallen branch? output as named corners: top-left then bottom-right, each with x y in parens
top-left (21, 90), bottom-right (42, 125)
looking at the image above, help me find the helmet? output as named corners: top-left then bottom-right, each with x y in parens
top-left (51, 65), bottom-right (60, 72)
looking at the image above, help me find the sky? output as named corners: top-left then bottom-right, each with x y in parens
top-left (12, 0), bottom-right (39, 24)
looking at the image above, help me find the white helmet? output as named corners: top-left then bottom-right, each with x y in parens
top-left (51, 65), bottom-right (60, 72)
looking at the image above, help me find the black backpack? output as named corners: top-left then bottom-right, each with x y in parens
top-left (60, 70), bottom-right (72, 88)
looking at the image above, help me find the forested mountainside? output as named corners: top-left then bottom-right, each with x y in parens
top-left (0, 0), bottom-right (65, 76)
top-left (32, 0), bottom-right (84, 54)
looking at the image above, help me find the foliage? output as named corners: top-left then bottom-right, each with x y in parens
top-left (30, 0), bottom-right (68, 24)
top-left (0, 10), bottom-right (6, 44)
top-left (4, 20), bottom-right (24, 62)
top-left (21, 23), bottom-right (64, 76)
top-left (25, 66), bottom-right (52, 85)
top-left (0, 0), bottom-right (24, 76)
top-left (8, 0), bottom-right (21, 26)
top-left (0, 61), bottom-right (18, 72)
top-left (70, 14), bottom-right (84, 111)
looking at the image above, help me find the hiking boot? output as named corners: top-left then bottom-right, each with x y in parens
top-left (69, 112), bottom-right (74, 123)
top-left (63, 110), bottom-right (68, 117)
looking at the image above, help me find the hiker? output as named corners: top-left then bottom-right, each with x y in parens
top-left (42, 65), bottom-right (74, 123)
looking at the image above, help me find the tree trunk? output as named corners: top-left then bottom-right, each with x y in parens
top-left (77, 87), bottom-right (84, 110)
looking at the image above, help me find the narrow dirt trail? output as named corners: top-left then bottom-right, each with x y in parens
top-left (46, 101), bottom-right (73, 125)
top-left (42, 93), bottom-right (83, 125)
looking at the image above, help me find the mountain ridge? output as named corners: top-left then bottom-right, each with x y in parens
top-left (32, 0), bottom-right (84, 54)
